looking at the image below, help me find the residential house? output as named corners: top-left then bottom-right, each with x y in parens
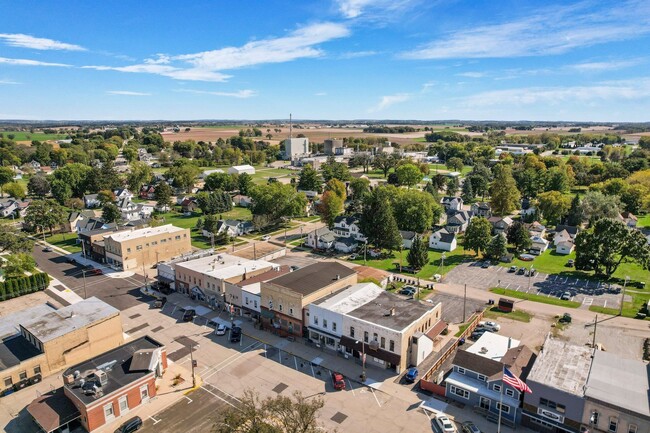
top-left (429, 228), bottom-right (457, 252)
top-left (445, 345), bottom-right (535, 426)
top-left (529, 236), bottom-right (549, 255)
top-left (446, 210), bottom-right (472, 233)
top-left (30, 336), bottom-right (167, 433)
top-left (308, 282), bottom-right (444, 374)
top-left (333, 215), bottom-right (366, 241)
top-left (441, 196), bottom-right (463, 213)
top-left (139, 184), bottom-right (156, 199)
top-left (117, 198), bottom-right (139, 221)
top-left (113, 188), bottom-right (133, 201)
top-left (260, 262), bottom-right (357, 337)
top-left (555, 241), bottom-right (574, 255)
top-left (470, 202), bottom-right (492, 218)
top-left (180, 197), bottom-right (198, 214)
top-left (334, 237), bottom-right (358, 253)
top-left (84, 194), bottom-right (101, 209)
top-left (0, 199), bottom-right (18, 218)
top-left (206, 219), bottom-right (254, 238)
top-left (554, 225), bottom-right (579, 239)
top-left (65, 210), bottom-right (96, 233)
top-left (228, 164), bottom-right (256, 175)
top-left (489, 216), bottom-right (514, 235)
top-left (522, 338), bottom-right (594, 433)
top-left (15, 200), bottom-right (30, 217)
top-left (528, 221), bottom-right (546, 238)
top-left (232, 194), bottom-right (252, 207)
top-left (619, 211), bottom-right (638, 228)
top-left (306, 227), bottom-right (336, 250)
top-left (399, 230), bottom-right (417, 249)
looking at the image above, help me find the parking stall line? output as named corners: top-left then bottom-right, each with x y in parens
top-left (505, 283), bottom-right (511, 289)
top-left (149, 416), bottom-right (161, 425)
top-left (310, 363), bottom-right (316, 377)
top-left (294, 356), bottom-right (298, 370)
top-left (347, 379), bottom-right (355, 396)
top-left (515, 285), bottom-right (521, 291)
top-left (370, 388), bottom-right (382, 407)
top-left (200, 385), bottom-right (238, 409)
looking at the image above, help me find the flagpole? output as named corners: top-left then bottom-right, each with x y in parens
top-left (497, 368), bottom-right (505, 433)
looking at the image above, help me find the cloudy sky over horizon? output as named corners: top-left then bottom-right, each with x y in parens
top-left (1, 0), bottom-right (650, 121)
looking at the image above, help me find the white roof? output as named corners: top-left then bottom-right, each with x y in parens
top-left (313, 282), bottom-right (384, 314)
top-left (466, 332), bottom-right (520, 361)
top-left (230, 164), bottom-right (255, 170)
top-left (104, 224), bottom-right (185, 242)
top-left (175, 253), bottom-right (276, 281)
top-left (528, 337), bottom-right (592, 396)
top-left (0, 304), bottom-right (56, 340)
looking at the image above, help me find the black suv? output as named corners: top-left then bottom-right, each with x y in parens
top-left (182, 309), bottom-right (196, 322)
top-left (114, 416), bottom-right (142, 433)
top-left (230, 326), bottom-right (242, 343)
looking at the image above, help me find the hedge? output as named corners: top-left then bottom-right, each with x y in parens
top-left (0, 272), bottom-right (50, 302)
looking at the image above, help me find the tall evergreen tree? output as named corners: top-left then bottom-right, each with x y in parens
top-left (485, 234), bottom-right (507, 261)
top-left (461, 179), bottom-right (474, 202)
top-left (407, 235), bottom-right (429, 271)
top-left (565, 194), bottom-right (582, 226)
top-left (360, 187), bottom-right (402, 252)
top-left (489, 164), bottom-right (521, 215)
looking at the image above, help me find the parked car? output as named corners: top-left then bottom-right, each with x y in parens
top-left (182, 309), bottom-right (196, 322)
top-left (435, 415), bottom-right (456, 433)
top-left (331, 372), bottom-right (346, 390)
top-left (43, 246), bottom-right (53, 252)
top-left (87, 268), bottom-right (102, 275)
top-left (567, 259), bottom-right (575, 267)
top-left (481, 261), bottom-right (490, 269)
top-left (517, 267), bottom-right (526, 275)
top-left (508, 265), bottom-right (517, 273)
top-left (470, 330), bottom-right (486, 340)
top-left (558, 313), bottom-right (572, 323)
top-left (479, 321), bottom-right (501, 332)
top-left (215, 324), bottom-right (227, 336)
top-left (405, 367), bottom-right (418, 383)
top-left (560, 292), bottom-right (572, 301)
top-left (152, 297), bottom-right (167, 309)
top-left (114, 416), bottom-right (142, 433)
top-left (349, 253), bottom-right (358, 260)
top-left (230, 326), bottom-right (242, 343)
top-left (461, 421), bottom-right (481, 433)
top-left (399, 287), bottom-right (416, 296)
top-left (261, 235), bottom-right (271, 241)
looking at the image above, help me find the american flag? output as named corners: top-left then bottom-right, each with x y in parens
top-left (503, 367), bottom-right (532, 393)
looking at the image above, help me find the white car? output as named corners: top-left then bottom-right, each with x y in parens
top-left (215, 324), bottom-right (227, 336)
top-left (261, 235), bottom-right (271, 241)
top-left (435, 416), bottom-right (456, 433)
top-left (478, 321), bottom-right (501, 332)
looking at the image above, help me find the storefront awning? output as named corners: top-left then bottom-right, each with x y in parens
top-left (339, 335), bottom-right (401, 365)
top-left (27, 388), bottom-right (80, 433)
top-left (261, 309), bottom-right (275, 319)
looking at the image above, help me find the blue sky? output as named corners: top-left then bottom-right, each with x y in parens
top-left (1, 0), bottom-right (650, 121)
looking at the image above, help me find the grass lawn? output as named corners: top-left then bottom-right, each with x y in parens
top-left (455, 323), bottom-right (471, 337)
top-left (1, 131), bottom-right (69, 141)
top-left (637, 214), bottom-right (650, 228)
top-left (348, 246), bottom-right (471, 280)
top-left (490, 288), bottom-right (581, 308)
top-left (157, 207), bottom-right (253, 229)
top-left (427, 164), bottom-right (473, 175)
top-left (250, 167), bottom-right (296, 184)
top-left (589, 290), bottom-right (650, 319)
top-left (483, 307), bottom-right (532, 323)
top-left (497, 248), bottom-right (648, 286)
top-left (293, 216), bottom-right (320, 223)
top-left (44, 232), bottom-right (82, 254)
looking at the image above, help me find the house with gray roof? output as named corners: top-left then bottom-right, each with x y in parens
top-left (429, 228), bottom-right (457, 251)
top-left (306, 227), bottom-right (336, 250)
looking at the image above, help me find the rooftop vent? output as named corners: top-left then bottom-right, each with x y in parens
top-left (479, 347), bottom-right (488, 354)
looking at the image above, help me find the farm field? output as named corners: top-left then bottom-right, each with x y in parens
top-left (1, 131), bottom-right (69, 141)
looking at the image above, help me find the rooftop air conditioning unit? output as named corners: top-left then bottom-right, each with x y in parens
top-left (95, 370), bottom-right (108, 387)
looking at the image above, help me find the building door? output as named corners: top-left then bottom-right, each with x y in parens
top-left (479, 397), bottom-right (491, 410)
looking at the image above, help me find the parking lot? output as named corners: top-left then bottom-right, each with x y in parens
top-left (445, 262), bottom-right (623, 309)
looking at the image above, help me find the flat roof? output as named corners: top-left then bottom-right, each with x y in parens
top-left (267, 262), bottom-right (356, 296)
top-left (104, 224), bottom-right (185, 242)
top-left (0, 335), bottom-right (42, 370)
top-left (466, 332), bottom-right (520, 362)
top-left (175, 253), bottom-right (276, 281)
top-left (240, 266), bottom-right (291, 289)
top-left (21, 297), bottom-right (119, 343)
top-left (347, 291), bottom-right (434, 332)
top-left (0, 304), bottom-right (55, 340)
top-left (585, 350), bottom-right (650, 417)
top-left (64, 336), bottom-right (163, 406)
top-left (527, 337), bottom-right (592, 396)
top-left (313, 282), bottom-right (384, 314)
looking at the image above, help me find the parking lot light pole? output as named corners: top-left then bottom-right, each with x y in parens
top-left (619, 276), bottom-right (630, 316)
top-left (81, 269), bottom-right (88, 299)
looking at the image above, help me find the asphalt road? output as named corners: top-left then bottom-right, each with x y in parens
top-left (32, 245), bottom-right (148, 311)
top-left (141, 385), bottom-right (233, 433)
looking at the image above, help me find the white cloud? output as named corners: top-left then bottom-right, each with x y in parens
top-left (107, 90), bottom-right (151, 96)
top-left (460, 78), bottom-right (650, 107)
top-left (336, 0), bottom-right (419, 19)
top-left (175, 89), bottom-right (257, 98)
top-left (369, 93), bottom-right (411, 112)
top-left (568, 59), bottom-right (643, 72)
top-left (0, 33), bottom-right (85, 51)
top-left (0, 79), bottom-right (20, 85)
top-left (315, 92), bottom-right (328, 96)
top-left (402, 1), bottom-right (650, 59)
top-left (456, 72), bottom-right (485, 78)
top-left (83, 22), bottom-right (348, 82)
top-left (339, 50), bottom-right (378, 59)
top-left (0, 57), bottom-right (71, 67)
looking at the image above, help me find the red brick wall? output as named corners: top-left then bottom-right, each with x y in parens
top-left (161, 349), bottom-right (168, 370)
top-left (419, 379), bottom-right (446, 396)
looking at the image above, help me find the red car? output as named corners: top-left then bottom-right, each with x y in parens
top-left (331, 372), bottom-right (345, 390)
top-left (87, 268), bottom-right (103, 275)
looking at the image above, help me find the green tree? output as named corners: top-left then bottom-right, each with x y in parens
top-left (249, 183), bottom-right (307, 228)
top-left (0, 225), bottom-right (34, 253)
top-left (396, 164), bottom-right (422, 188)
top-left (127, 161), bottom-right (153, 193)
top-left (565, 194), bottom-right (583, 226)
top-left (324, 178), bottom-right (347, 201)
top-left (575, 218), bottom-right (650, 277)
top-left (407, 234), bottom-right (429, 271)
top-left (392, 189), bottom-right (437, 233)
top-left (360, 187), bottom-right (402, 252)
top-left (578, 191), bottom-right (620, 223)
top-left (464, 217), bottom-right (492, 256)
top-left (52, 163), bottom-right (93, 197)
top-left (638, 136), bottom-right (650, 150)
top-left (317, 191), bottom-right (344, 229)
top-left (297, 165), bottom-right (322, 192)
top-left (50, 179), bottom-right (73, 204)
top-left (205, 172), bottom-right (237, 192)
top-left (167, 163), bottom-right (200, 193)
top-left (3, 254), bottom-right (36, 279)
top-left (97, 189), bottom-right (116, 204)
top-left (196, 190), bottom-right (233, 215)
top-left (5, 182), bottom-right (26, 200)
top-left (446, 176), bottom-right (460, 195)
top-left (27, 175), bottom-right (51, 197)
top-left (349, 177), bottom-right (370, 201)
top-left (446, 157), bottom-right (464, 172)
top-left (506, 221), bottom-right (532, 253)
top-left (321, 157), bottom-right (351, 182)
top-left (238, 172), bottom-right (253, 196)
top-left (485, 234), bottom-right (507, 261)
top-left (461, 178), bottom-right (474, 202)
top-left (490, 164), bottom-right (521, 215)
top-left (537, 191), bottom-right (571, 225)
top-left (101, 202), bottom-right (121, 223)
top-left (153, 182), bottom-right (173, 210)
top-left (372, 153), bottom-right (395, 178)
top-left (0, 166), bottom-right (14, 196)
top-left (24, 199), bottom-right (66, 235)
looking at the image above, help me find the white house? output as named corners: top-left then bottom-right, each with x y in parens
top-left (306, 227), bottom-right (336, 249)
top-left (334, 237), bottom-right (359, 253)
top-left (114, 188), bottom-right (133, 201)
top-left (117, 198), bottom-right (139, 221)
top-left (470, 202), bottom-right (492, 218)
top-left (488, 216), bottom-right (513, 235)
top-left (446, 210), bottom-right (471, 233)
top-left (556, 241), bottom-right (574, 255)
top-left (429, 229), bottom-right (457, 252)
top-left (84, 194), bottom-right (101, 208)
top-left (553, 229), bottom-right (574, 246)
top-left (528, 221), bottom-right (546, 238)
top-left (333, 215), bottom-right (366, 241)
top-left (529, 235), bottom-right (549, 255)
top-left (228, 165), bottom-right (256, 175)
top-left (399, 231), bottom-right (417, 249)
top-left (441, 196), bottom-right (463, 213)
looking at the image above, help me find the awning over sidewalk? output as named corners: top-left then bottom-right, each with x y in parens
top-left (339, 335), bottom-right (401, 365)
top-left (27, 387), bottom-right (80, 433)
top-left (261, 309), bottom-right (275, 319)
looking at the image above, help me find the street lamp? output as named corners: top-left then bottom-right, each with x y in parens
top-left (619, 276), bottom-right (630, 316)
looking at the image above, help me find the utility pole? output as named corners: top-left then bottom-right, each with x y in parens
top-left (463, 284), bottom-right (467, 322)
top-left (592, 315), bottom-right (597, 349)
top-left (189, 343), bottom-right (196, 388)
top-left (619, 276), bottom-right (629, 316)
top-left (82, 270), bottom-right (88, 299)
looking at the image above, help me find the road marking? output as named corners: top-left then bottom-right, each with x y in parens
top-left (185, 396), bottom-right (193, 404)
top-left (505, 283), bottom-right (511, 289)
top-left (149, 416), bottom-right (161, 425)
top-left (370, 387), bottom-right (382, 407)
top-left (347, 378), bottom-right (355, 396)
top-left (515, 285), bottom-right (520, 292)
top-left (582, 297), bottom-right (593, 306)
top-left (201, 341), bottom-right (263, 381)
top-left (603, 300), bottom-right (607, 308)
top-left (294, 356), bottom-right (298, 370)
top-left (264, 344), bottom-right (267, 358)
top-left (310, 363), bottom-right (316, 377)
top-left (200, 385), bottom-right (238, 408)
